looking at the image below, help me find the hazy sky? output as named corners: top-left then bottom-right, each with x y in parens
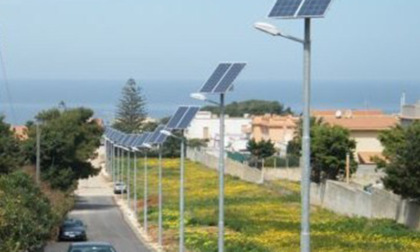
top-left (0, 0), bottom-right (419, 81)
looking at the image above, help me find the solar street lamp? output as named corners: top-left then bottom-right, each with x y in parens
top-left (193, 63), bottom-right (246, 252)
top-left (164, 106), bottom-right (200, 252)
top-left (255, 1), bottom-right (335, 251)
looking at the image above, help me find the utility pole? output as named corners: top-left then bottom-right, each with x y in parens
top-left (36, 123), bottom-right (41, 184)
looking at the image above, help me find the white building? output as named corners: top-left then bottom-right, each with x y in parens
top-left (184, 111), bottom-right (252, 151)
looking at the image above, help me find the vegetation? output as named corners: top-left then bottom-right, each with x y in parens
top-left (202, 99), bottom-right (292, 117)
top-left (120, 158), bottom-right (420, 252)
top-left (376, 121), bottom-right (420, 199)
top-left (113, 78), bottom-right (147, 133)
top-left (22, 107), bottom-right (103, 191)
top-left (0, 116), bottom-right (23, 174)
top-left (247, 139), bottom-right (276, 168)
top-left (288, 118), bottom-right (357, 183)
top-left (0, 171), bottom-right (73, 252)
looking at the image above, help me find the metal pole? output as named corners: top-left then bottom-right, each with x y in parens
top-left (179, 138), bottom-right (185, 252)
top-left (36, 123), bottom-right (41, 184)
top-left (144, 151), bottom-right (148, 234)
top-left (158, 145), bottom-right (163, 247)
top-left (301, 18), bottom-right (311, 252)
top-left (134, 151), bottom-right (138, 217)
top-left (112, 143), bottom-right (115, 183)
top-left (218, 93), bottom-right (225, 252)
top-left (117, 148), bottom-right (120, 182)
top-left (127, 150), bottom-right (131, 209)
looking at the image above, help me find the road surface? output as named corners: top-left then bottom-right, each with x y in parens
top-left (44, 174), bottom-right (151, 252)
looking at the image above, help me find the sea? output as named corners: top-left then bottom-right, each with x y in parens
top-left (0, 79), bottom-right (419, 125)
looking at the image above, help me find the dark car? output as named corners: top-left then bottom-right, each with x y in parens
top-left (58, 219), bottom-right (87, 241)
top-left (67, 242), bottom-right (117, 252)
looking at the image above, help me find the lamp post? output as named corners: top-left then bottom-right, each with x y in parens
top-left (254, 20), bottom-right (312, 252)
top-left (190, 92), bottom-right (225, 252)
top-left (161, 129), bottom-right (185, 252)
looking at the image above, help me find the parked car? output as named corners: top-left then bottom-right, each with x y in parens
top-left (58, 218), bottom-right (87, 241)
top-left (67, 242), bottom-right (116, 252)
top-left (113, 181), bottom-right (127, 194)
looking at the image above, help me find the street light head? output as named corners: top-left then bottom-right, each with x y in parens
top-left (254, 22), bottom-right (281, 36)
top-left (190, 93), bottom-right (207, 101)
top-left (160, 129), bottom-right (173, 137)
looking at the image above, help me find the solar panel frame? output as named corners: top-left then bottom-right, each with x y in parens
top-left (213, 63), bottom-right (246, 93)
top-left (199, 63), bottom-right (232, 93)
top-left (166, 106), bottom-right (189, 129)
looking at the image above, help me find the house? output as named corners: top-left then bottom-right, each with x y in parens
top-left (400, 100), bottom-right (420, 126)
top-left (10, 125), bottom-right (28, 140)
top-left (184, 111), bottom-right (252, 151)
top-left (312, 110), bottom-right (399, 164)
top-left (251, 114), bottom-right (299, 155)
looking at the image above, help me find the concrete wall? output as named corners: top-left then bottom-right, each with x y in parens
top-left (187, 147), bottom-right (420, 230)
top-left (311, 180), bottom-right (420, 230)
top-left (187, 148), bottom-right (263, 184)
top-left (262, 167), bottom-right (302, 182)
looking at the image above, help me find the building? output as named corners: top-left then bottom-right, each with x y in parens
top-left (10, 125), bottom-right (28, 140)
top-left (185, 111), bottom-right (251, 151)
top-left (400, 100), bottom-right (420, 126)
top-left (313, 110), bottom-right (399, 164)
top-left (251, 114), bottom-right (299, 154)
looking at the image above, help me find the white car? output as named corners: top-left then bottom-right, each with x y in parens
top-left (113, 182), bottom-right (127, 194)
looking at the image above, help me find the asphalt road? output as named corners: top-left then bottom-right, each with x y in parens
top-left (44, 175), bottom-right (151, 252)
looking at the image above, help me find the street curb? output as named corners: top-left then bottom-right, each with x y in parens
top-left (101, 169), bottom-right (162, 252)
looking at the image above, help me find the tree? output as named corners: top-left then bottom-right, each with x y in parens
top-left (376, 121), bottom-right (420, 199)
top-left (22, 107), bottom-right (103, 191)
top-left (247, 139), bottom-right (276, 168)
top-left (202, 99), bottom-right (292, 117)
top-left (0, 116), bottom-right (22, 174)
top-left (0, 172), bottom-right (55, 252)
top-left (113, 78), bottom-right (147, 133)
top-left (288, 118), bottom-right (357, 183)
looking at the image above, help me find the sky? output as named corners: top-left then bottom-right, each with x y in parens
top-left (0, 0), bottom-right (419, 82)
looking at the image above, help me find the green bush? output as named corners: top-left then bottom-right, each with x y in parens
top-left (0, 172), bottom-right (56, 252)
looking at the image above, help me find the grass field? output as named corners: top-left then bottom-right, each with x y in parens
top-left (120, 158), bottom-right (420, 252)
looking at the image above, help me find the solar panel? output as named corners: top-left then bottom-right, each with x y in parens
top-left (141, 132), bottom-right (153, 146)
top-left (177, 107), bottom-right (200, 129)
top-left (166, 106), bottom-right (188, 129)
top-left (199, 63), bottom-right (232, 93)
top-left (268, 0), bottom-right (333, 19)
top-left (297, 0), bottom-right (331, 17)
top-left (155, 132), bottom-right (169, 145)
top-left (213, 63), bottom-right (246, 93)
top-left (268, 0), bottom-right (303, 18)
top-left (126, 134), bottom-right (138, 148)
top-left (148, 125), bottom-right (165, 144)
top-left (166, 106), bottom-right (200, 130)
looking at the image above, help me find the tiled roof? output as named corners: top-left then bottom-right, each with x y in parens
top-left (322, 116), bottom-right (399, 131)
top-left (313, 109), bottom-right (399, 131)
top-left (252, 115), bottom-right (299, 128)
